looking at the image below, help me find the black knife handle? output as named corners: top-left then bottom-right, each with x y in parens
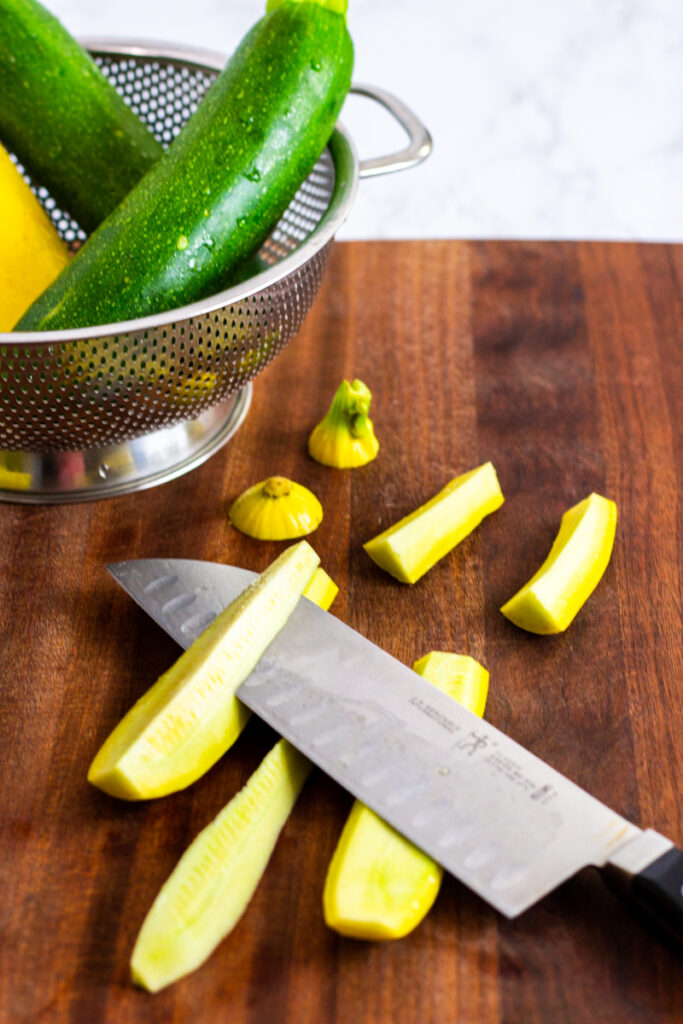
top-left (605, 844), bottom-right (683, 948)
top-left (630, 846), bottom-right (683, 945)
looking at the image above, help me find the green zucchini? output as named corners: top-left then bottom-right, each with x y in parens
top-left (15, 0), bottom-right (354, 331)
top-left (0, 0), bottom-right (163, 234)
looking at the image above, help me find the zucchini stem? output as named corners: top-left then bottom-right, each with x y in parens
top-left (266, 0), bottom-right (348, 17)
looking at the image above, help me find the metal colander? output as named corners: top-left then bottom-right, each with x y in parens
top-left (0, 41), bottom-right (430, 501)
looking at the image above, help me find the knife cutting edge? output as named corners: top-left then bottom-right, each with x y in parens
top-left (107, 557), bottom-right (683, 941)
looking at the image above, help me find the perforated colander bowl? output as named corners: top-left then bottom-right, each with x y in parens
top-left (0, 40), bottom-right (430, 502)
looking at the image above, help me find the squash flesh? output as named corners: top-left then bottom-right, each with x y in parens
top-left (323, 652), bottom-right (489, 939)
top-left (88, 540), bottom-right (319, 800)
top-left (131, 738), bottom-right (311, 992)
top-left (501, 493), bottom-right (617, 634)
top-left (363, 462), bottom-right (504, 584)
top-left (129, 569), bottom-right (337, 990)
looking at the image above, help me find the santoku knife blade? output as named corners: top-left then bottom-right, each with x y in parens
top-left (107, 557), bottom-right (683, 938)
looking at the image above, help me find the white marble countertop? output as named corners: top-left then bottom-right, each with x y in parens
top-left (47, 0), bottom-right (683, 242)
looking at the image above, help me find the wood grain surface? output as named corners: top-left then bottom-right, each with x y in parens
top-left (0, 240), bottom-right (681, 1023)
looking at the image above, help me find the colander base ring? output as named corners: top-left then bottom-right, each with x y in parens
top-left (0, 384), bottom-right (251, 504)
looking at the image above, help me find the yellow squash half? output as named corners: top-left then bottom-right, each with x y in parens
top-left (130, 573), bottom-right (338, 991)
top-left (323, 652), bottom-right (489, 939)
top-left (88, 541), bottom-right (319, 800)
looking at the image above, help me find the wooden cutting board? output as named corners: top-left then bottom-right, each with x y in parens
top-left (0, 240), bottom-right (681, 1023)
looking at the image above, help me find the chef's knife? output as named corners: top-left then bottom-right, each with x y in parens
top-left (108, 558), bottom-right (683, 939)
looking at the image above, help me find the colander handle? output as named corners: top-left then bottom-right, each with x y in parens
top-left (351, 84), bottom-right (432, 179)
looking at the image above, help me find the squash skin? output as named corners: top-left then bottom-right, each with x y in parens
top-left (15, 2), bottom-right (354, 330)
top-left (308, 379), bottom-right (380, 468)
top-left (229, 477), bottom-right (324, 540)
top-left (302, 567), bottom-right (339, 610)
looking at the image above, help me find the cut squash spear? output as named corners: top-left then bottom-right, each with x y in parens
top-left (323, 652), bottom-right (489, 940)
top-left (501, 492), bottom-right (617, 634)
top-left (131, 737), bottom-right (312, 992)
top-left (363, 462), bottom-right (504, 584)
top-left (130, 572), bottom-right (338, 991)
top-left (88, 540), bottom-right (319, 800)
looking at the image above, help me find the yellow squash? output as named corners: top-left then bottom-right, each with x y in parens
top-left (364, 461), bottom-right (504, 584)
top-left (88, 541), bottom-right (319, 800)
top-left (229, 476), bottom-right (323, 540)
top-left (169, 370), bottom-right (217, 405)
top-left (0, 143), bottom-right (70, 331)
top-left (131, 738), bottom-right (311, 991)
top-left (0, 464), bottom-right (31, 491)
top-left (323, 652), bottom-right (489, 940)
top-left (501, 492), bottom-right (617, 634)
top-left (302, 566), bottom-right (339, 611)
top-left (411, 651), bottom-right (489, 717)
top-left (308, 378), bottom-right (380, 468)
top-left (130, 573), bottom-right (337, 991)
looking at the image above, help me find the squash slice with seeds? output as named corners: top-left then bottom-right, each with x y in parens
top-left (88, 540), bottom-right (319, 800)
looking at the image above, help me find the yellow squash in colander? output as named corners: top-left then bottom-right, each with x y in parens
top-left (0, 143), bottom-right (70, 331)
